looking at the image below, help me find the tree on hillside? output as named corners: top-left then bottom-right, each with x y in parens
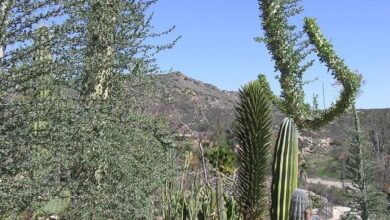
top-left (344, 106), bottom-right (389, 219)
top-left (364, 111), bottom-right (390, 193)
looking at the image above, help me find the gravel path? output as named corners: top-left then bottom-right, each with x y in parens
top-left (306, 178), bottom-right (353, 189)
top-left (331, 206), bottom-right (351, 220)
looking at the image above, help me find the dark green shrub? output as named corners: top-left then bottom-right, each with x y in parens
top-left (206, 143), bottom-right (235, 175)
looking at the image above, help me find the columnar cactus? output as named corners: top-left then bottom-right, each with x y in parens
top-left (289, 189), bottom-right (310, 220)
top-left (271, 118), bottom-right (299, 220)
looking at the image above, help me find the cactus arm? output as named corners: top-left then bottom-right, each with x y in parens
top-left (83, 1), bottom-right (118, 100)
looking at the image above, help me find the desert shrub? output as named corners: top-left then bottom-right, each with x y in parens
top-left (0, 0), bottom-right (179, 218)
top-left (305, 182), bottom-right (348, 206)
top-left (206, 143), bottom-right (235, 175)
top-left (204, 128), bottom-right (236, 175)
top-left (0, 92), bottom-right (175, 219)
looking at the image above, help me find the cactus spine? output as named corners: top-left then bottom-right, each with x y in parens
top-left (289, 189), bottom-right (309, 220)
top-left (271, 118), bottom-right (299, 220)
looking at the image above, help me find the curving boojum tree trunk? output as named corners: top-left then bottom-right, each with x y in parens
top-left (258, 0), bottom-right (362, 130)
top-left (257, 0), bottom-right (362, 219)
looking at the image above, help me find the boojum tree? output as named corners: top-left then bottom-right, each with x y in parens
top-left (257, 0), bottom-right (362, 219)
top-left (258, 0), bottom-right (361, 130)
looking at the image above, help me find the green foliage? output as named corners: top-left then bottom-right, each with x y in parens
top-left (307, 155), bottom-right (343, 179)
top-left (258, 0), bottom-right (361, 129)
top-left (161, 152), bottom-right (241, 220)
top-left (234, 81), bottom-right (273, 219)
top-left (1, 93), bottom-right (175, 219)
top-left (0, 0), bottom-right (179, 219)
top-left (344, 106), bottom-right (389, 220)
top-left (257, 74), bottom-right (279, 104)
top-left (38, 190), bottom-right (71, 216)
top-left (271, 118), bottom-right (299, 220)
top-left (206, 137), bottom-right (236, 175)
top-left (289, 189), bottom-right (309, 220)
top-left (60, 0), bottom-right (180, 99)
top-left (0, 0), bottom-right (63, 95)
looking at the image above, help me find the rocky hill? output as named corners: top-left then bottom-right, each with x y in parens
top-left (147, 72), bottom-right (285, 135)
top-left (147, 72), bottom-right (390, 185)
top-left (148, 72), bottom-right (389, 139)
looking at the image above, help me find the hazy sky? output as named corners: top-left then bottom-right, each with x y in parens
top-left (150, 0), bottom-right (390, 109)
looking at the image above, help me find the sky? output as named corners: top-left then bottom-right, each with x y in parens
top-left (149, 0), bottom-right (390, 109)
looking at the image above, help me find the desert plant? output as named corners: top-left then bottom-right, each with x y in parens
top-left (289, 189), bottom-right (309, 220)
top-left (271, 118), bottom-right (299, 220)
top-left (257, 0), bottom-right (361, 129)
top-left (257, 1), bottom-right (362, 218)
top-left (344, 106), bottom-right (389, 220)
top-left (30, 26), bottom-right (54, 135)
top-left (161, 152), bottom-right (240, 220)
top-left (234, 81), bottom-right (273, 219)
top-left (206, 142), bottom-right (236, 175)
top-left (0, 0), bottom-right (179, 218)
top-left (63, 0), bottom-right (180, 100)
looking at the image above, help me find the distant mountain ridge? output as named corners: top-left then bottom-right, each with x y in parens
top-left (149, 72), bottom-right (390, 140)
top-left (144, 72), bottom-right (390, 186)
top-left (142, 72), bottom-right (390, 194)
